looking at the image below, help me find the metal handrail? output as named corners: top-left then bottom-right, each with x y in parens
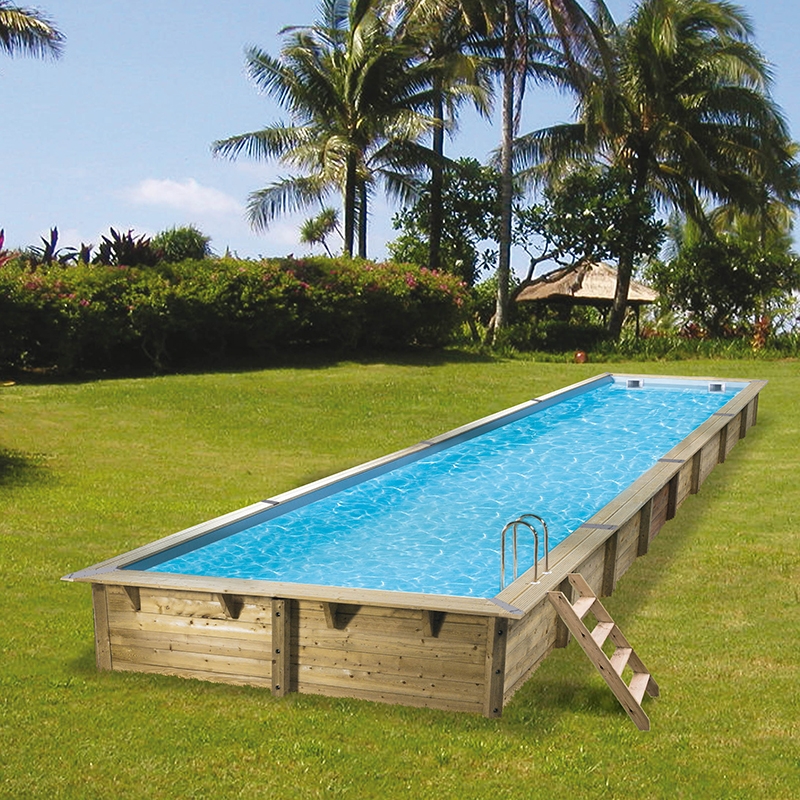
top-left (516, 513), bottom-right (550, 574)
top-left (499, 513), bottom-right (551, 591)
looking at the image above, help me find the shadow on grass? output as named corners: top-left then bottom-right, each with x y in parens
top-left (69, 648), bottom-right (99, 677)
top-left (0, 448), bottom-right (53, 488)
top-left (3, 346), bottom-right (500, 386)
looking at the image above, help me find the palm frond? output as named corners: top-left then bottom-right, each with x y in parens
top-left (246, 176), bottom-right (332, 231)
top-left (0, 2), bottom-right (64, 59)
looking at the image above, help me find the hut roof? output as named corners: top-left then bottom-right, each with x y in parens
top-left (516, 262), bottom-right (658, 306)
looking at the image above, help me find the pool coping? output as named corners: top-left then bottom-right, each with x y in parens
top-left (63, 372), bottom-right (765, 621)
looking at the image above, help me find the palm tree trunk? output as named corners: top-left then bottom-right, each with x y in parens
top-left (344, 154), bottom-right (357, 258)
top-left (358, 181), bottom-right (368, 259)
top-left (608, 160), bottom-right (647, 338)
top-left (429, 79), bottom-right (445, 270)
top-left (493, 0), bottom-right (516, 340)
top-left (607, 246), bottom-right (634, 338)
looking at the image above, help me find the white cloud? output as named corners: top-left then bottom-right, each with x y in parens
top-left (124, 178), bottom-right (243, 216)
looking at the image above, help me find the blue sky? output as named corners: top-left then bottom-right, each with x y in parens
top-left (3, 0), bottom-right (798, 265)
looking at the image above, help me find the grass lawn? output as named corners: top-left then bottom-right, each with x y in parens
top-left (1, 355), bottom-right (798, 799)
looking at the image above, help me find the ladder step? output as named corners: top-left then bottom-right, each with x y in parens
top-left (590, 621), bottom-right (616, 648)
top-left (609, 646), bottom-right (632, 675)
top-left (571, 596), bottom-right (596, 620)
top-left (628, 671), bottom-right (653, 705)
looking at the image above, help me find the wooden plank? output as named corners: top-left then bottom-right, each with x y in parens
top-left (698, 437), bottom-right (720, 489)
top-left (109, 630), bottom-right (270, 664)
top-left (271, 599), bottom-right (290, 697)
top-left (322, 602), bottom-right (338, 629)
top-left (107, 587), bottom-right (273, 624)
top-left (504, 607), bottom-right (559, 690)
top-left (294, 645), bottom-right (483, 683)
top-left (111, 642), bottom-right (269, 679)
top-left (122, 585), bottom-right (140, 611)
top-left (92, 584), bottom-right (112, 670)
top-left (666, 473), bottom-right (679, 521)
top-left (109, 609), bottom-right (270, 640)
top-left (554, 579), bottom-right (574, 648)
top-left (217, 593), bottom-right (242, 620)
top-left (421, 609), bottom-right (443, 638)
top-left (112, 659), bottom-right (273, 688)
top-left (690, 450), bottom-right (701, 495)
top-left (718, 423), bottom-right (729, 463)
top-left (637, 499), bottom-right (652, 557)
top-left (295, 604), bottom-right (486, 641)
top-left (484, 617), bottom-right (507, 717)
top-left (503, 640), bottom-right (557, 705)
top-left (293, 628), bottom-right (484, 664)
top-left (650, 484), bottom-right (670, 538)
top-left (294, 680), bottom-right (484, 714)
top-left (675, 462), bottom-right (693, 509)
top-left (601, 530), bottom-right (618, 597)
top-left (726, 414), bottom-right (741, 457)
top-left (295, 661), bottom-right (483, 704)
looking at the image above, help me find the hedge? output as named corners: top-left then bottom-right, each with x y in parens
top-left (0, 256), bottom-right (468, 373)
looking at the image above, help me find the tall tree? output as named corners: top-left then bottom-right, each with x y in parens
top-left (516, 0), bottom-right (798, 337)
top-left (0, 1), bottom-right (63, 59)
top-left (406, 1), bottom-right (611, 337)
top-left (391, 0), bottom-right (494, 269)
top-left (212, 0), bottom-right (435, 258)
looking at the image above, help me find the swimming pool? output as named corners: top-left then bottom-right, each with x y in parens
top-left (64, 373), bottom-right (765, 717)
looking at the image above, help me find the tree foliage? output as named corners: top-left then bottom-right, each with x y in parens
top-left (648, 216), bottom-right (800, 337)
top-left (513, 165), bottom-right (664, 284)
top-left (212, 0), bottom-right (436, 258)
top-left (516, 0), bottom-right (799, 338)
top-left (388, 157), bottom-right (499, 284)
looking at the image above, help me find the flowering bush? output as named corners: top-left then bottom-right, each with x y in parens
top-left (0, 255), bottom-right (468, 372)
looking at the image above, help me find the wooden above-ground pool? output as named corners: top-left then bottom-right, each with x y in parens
top-left (64, 373), bottom-right (765, 718)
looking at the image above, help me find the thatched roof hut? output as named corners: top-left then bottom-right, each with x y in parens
top-left (516, 261), bottom-right (658, 306)
top-left (515, 262), bottom-right (658, 335)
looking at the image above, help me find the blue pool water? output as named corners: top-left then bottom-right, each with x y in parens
top-left (136, 379), bottom-right (739, 598)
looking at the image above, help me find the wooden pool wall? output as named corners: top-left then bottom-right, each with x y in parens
top-left (65, 374), bottom-right (765, 716)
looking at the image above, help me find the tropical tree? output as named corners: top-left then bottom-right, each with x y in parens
top-left (299, 207), bottom-right (341, 256)
top-left (515, 0), bottom-right (799, 338)
top-left (401, 1), bottom-right (611, 337)
top-left (512, 164), bottom-right (664, 285)
top-left (390, 0), bottom-right (494, 269)
top-left (648, 214), bottom-right (800, 337)
top-left (388, 156), bottom-right (500, 283)
top-left (212, 0), bottom-right (436, 259)
top-left (0, 1), bottom-right (63, 59)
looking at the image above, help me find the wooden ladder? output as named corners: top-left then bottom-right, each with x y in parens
top-left (548, 573), bottom-right (659, 731)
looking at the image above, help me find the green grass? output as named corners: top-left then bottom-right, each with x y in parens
top-left (1, 354), bottom-right (798, 799)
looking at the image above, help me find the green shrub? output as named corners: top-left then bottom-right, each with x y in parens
top-left (94, 228), bottom-right (159, 267)
top-left (0, 256), bottom-right (468, 373)
top-left (152, 225), bottom-right (212, 263)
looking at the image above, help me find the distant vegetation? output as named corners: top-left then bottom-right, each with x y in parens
top-left (0, 228), bottom-right (467, 373)
top-left (1, 214), bottom-right (797, 376)
top-left (213, 0), bottom-right (800, 342)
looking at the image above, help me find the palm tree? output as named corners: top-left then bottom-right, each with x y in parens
top-left (0, 2), bottom-right (63, 59)
top-left (390, 1), bottom-right (494, 269)
top-left (403, 1), bottom-right (610, 336)
top-left (212, 0), bottom-right (435, 259)
top-left (515, 0), bottom-right (798, 337)
top-left (300, 207), bottom-right (341, 256)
